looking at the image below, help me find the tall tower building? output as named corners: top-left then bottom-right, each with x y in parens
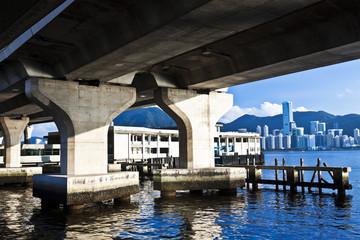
top-left (256, 125), bottom-right (262, 136)
top-left (263, 125), bottom-right (269, 137)
top-left (282, 101), bottom-right (293, 135)
top-left (318, 122), bottom-right (326, 134)
top-left (354, 128), bottom-right (360, 140)
top-left (310, 121), bottom-right (319, 134)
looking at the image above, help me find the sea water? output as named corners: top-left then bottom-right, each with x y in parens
top-left (0, 150), bottom-right (359, 239)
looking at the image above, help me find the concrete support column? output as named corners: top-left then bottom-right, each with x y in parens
top-left (142, 134), bottom-right (145, 159)
top-left (0, 117), bottom-right (29, 168)
top-left (155, 88), bottom-right (232, 169)
top-left (24, 125), bottom-right (33, 144)
top-left (225, 137), bottom-right (229, 155)
top-left (26, 79), bottom-right (139, 208)
top-left (26, 78), bottom-right (136, 175)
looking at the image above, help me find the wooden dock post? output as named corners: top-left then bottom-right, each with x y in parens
top-left (300, 158), bottom-right (305, 193)
top-left (246, 157), bottom-right (250, 190)
top-left (248, 166), bottom-right (261, 190)
top-left (333, 167), bottom-right (351, 198)
top-left (287, 167), bottom-right (299, 194)
top-left (275, 158), bottom-right (279, 191)
top-left (282, 158), bottom-right (286, 191)
top-left (318, 158), bottom-right (322, 194)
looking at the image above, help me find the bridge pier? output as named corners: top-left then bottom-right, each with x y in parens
top-left (153, 88), bottom-right (246, 195)
top-left (26, 79), bottom-right (139, 209)
top-left (0, 117), bottom-right (42, 184)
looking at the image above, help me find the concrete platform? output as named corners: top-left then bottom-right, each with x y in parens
top-left (33, 172), bottom-right (139, 205)
top-left (0, 167), bottom-right (42, 184)
top-left (153, 167), bottom-right (246, 192)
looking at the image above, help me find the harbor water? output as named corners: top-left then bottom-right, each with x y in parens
top-left (1, 150), bottom-right (360, 239)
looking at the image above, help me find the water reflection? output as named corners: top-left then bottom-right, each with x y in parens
top-left (0, 177), bottom-right (359, 239)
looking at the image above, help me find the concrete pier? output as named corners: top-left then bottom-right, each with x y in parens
top-left (33, 172), bottom-right (139, 206)
top-left (153, 168), bottom-right (246, 194)
top-left (0, 117), bottom-right (42, 184)
top-left (154, 88), bottom-right (245, 194)
top-left (26, 79), bottom-right (139, 208)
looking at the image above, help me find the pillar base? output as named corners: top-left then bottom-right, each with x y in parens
top-left (0, 167), bottom-right (42, 184)
top-left (154, 168), bottom-right (245, 193)
top-left (33, 172), bottom-right (139, 205)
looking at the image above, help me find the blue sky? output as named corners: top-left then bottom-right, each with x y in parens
top-left (32, 59), bottom-right (360, 137)
top-left (220, 59), bottom-right (360, 123)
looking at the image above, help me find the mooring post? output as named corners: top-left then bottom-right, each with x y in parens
top-left (248, 166), bottom-right (261, 190)
top-left (282, 158), bottom-right (286, 191)
top-left (318, 158), bottom-right (322, 194)
top-left (300, 158), bottom-right (305, 193)
top-left (275, 158), bottom-right (279, 191)
top-left (287, 167), bottom-right (299, 194)
top-left (246, 157), bottom-right (250, 189)
top-left (333, 167), bottom-right (351, 198)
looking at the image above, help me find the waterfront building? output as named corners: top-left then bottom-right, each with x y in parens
top-left (256, 125), bottom-right (261, 136)
top-left (275, 134), bottom-right (283, 149)
top-left (354, 128), bottom-right (360, 144)
top-left (263, 125), bottom-right (269, 137)
top-left (108, 126), bottom-right (261, 161)
top-left (283, 135), bottom-right (291, 149)
top-left (238, 128), bottom-right (247, 133)
top-left (292, 127), bottom-right (304, 136)
top-left (273, 129), bottom-right (280, 136)
top-left (306, 134), bottom-right (316, 149)
top-left (282, 101), bottom-right (293, 135)
top-left (334, 136), bottom-right (341, 148)
top-left (318, 122), bottom-right (326, 133)
top-left (296, 135), bottom-right (307, 149)
top-left (261, 137), bottom-right (266, 150)
top-left (328, 129), bottom-right (343, 137)
top-left (310, 121), bottom-right (319, 134)
top-left (265, 135), bottom-right (275, 150)
top-left (326, 134), bottom-right (334, 148)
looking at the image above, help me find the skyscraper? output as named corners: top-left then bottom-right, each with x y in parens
top-left (318, 122), bottom-right (326, 134)
top-left (263, 125), bottom-right (269, 137)
top-left (256, 125), bottom-right (262, 136)
top-left (310, 121), bottom-right (319, 134)
top-left (282, 101), bottom-right (293, 135)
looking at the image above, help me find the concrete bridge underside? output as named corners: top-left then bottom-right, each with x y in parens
top-left (0, 0), bottom-right (360, 207)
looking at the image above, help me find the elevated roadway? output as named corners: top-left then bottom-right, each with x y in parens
top-left (1, 0), bottom-right (360, 124)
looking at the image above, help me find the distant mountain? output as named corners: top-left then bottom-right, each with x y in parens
top-left (113, 107), bottom-right (176, 129)
top-left (113, 108), bottom-right (360, 136)
top-left (221, 111), bottom-right (360, 136)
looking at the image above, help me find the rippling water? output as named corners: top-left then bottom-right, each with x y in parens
top-left (0, 150), bottom-right (360, 239)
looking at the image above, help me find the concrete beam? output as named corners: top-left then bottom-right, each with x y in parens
top-left (155, 88), bottom-right (232, 169)
top-left (0, 117), bottom-right (29, 167)
top-left (25, 78), bottom-right (136, 175)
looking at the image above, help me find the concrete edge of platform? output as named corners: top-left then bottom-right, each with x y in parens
top-left (0, 167), bottom-right (42, 183)
top-left (153, 167), bottom-right (246, 192)
top-left (33, 172), bottom-right (139, 205)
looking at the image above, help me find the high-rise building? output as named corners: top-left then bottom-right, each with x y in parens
top-left (283, 135), bottom-right (291, 149)
top-left (273, 129), bottom-right (280, 136)
top-left (354, 128), bottom-right (360, 139)
top-left (310, 121), bottom-right (319, 134)
top-left (275, 133), bottom-right (283, 149)
top-left (282, 101), bottom-right (293, 135)
top-left (318, 122), bottom-right (326, 133)
top-left (263, 125), bottom-right (269, 137)
top-left (256, 125), bottom-right (262, 136)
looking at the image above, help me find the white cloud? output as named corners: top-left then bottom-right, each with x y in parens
top-left (220, 102), bottom-right (282, 123)
top-left (345, 88), bottom-right (352, 94)
top-left (32, 122), bottom-right (58, 138)
top-left (294, 106), bottom-right (310, 112)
